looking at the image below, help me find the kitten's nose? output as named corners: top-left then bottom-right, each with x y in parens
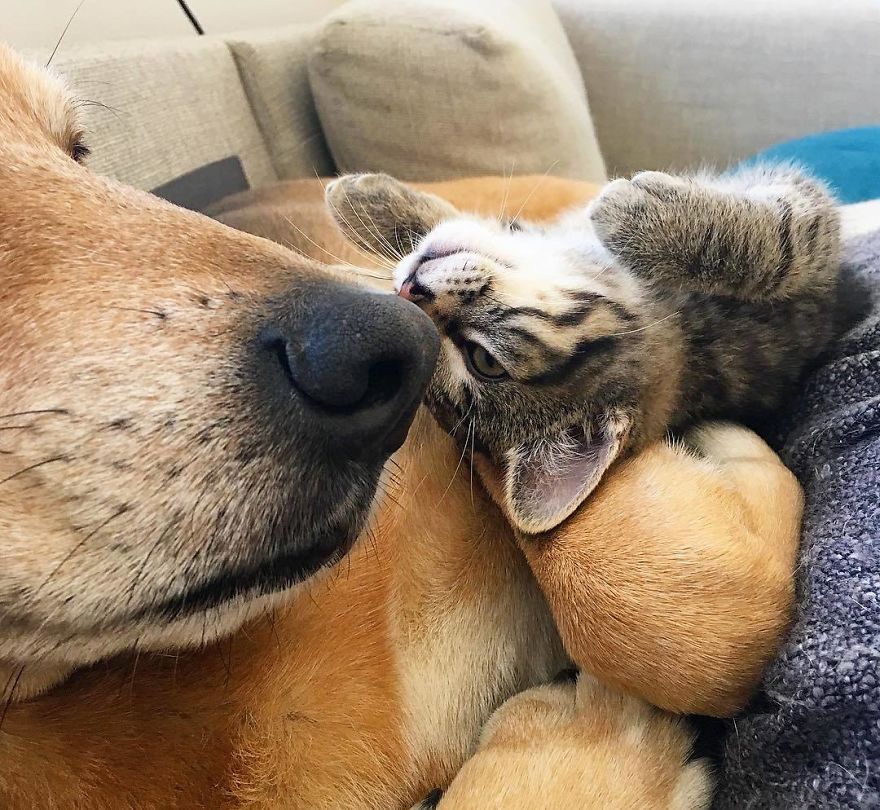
top-left (398, 278), bottom-right (421, 302)
top-left (396, 274), bottom-right (432, 303)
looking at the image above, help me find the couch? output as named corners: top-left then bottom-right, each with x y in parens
top-left (35, 0), bottom-right (880, 806)
top-left (44, 0), bottom-right (880, 207)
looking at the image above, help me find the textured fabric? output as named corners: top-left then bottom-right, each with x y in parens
top-left (555, 0), bottom-right (880, 176)
top-left (52, 38), bottom-right (276, 190)
top-left (308, 0), bottom-right (607, 183)
top-left (842, 200), bottom-right (880, 240)
top-left (713, 225), bottom-right (880, 809)
top-left (743, 128), bottom-right (880, 205)
top-left (226, 25), bottom-right (336, 180)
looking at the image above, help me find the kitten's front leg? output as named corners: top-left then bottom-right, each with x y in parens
top-left (589, 167), bottom-right (839, 300)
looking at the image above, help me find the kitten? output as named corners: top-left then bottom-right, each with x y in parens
top-left (326, 167), bottom-right (840, 534)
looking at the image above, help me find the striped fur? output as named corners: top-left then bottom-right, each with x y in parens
top-left (328, 167), bottom-right (841, 533)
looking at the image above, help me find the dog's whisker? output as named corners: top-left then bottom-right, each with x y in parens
top-left (0, 456), bottom-right (68, 488)
top-left (125, 522), bottom-right (177, 609)
top-left (0, 663), bottom-right (26, 733)
top-left (278, 214), bottom-right (393, 280)
top-left (46, 0), bottom-right (86, 67)
top-left (104, 305), bottom-right (167, 320)
top-left (127, 640), bottom-right (142, 698)
top-left (74, 98), bottom-right (125, 123)
top-left (34, 504), bottom-right (130, 598)
top-left (0, 409), bottom-right (70, 420)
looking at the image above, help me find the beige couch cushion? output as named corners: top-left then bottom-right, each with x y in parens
top-left (54, 38), bottom-right (277, 196)
top-left (308, 0), bottom-right (607, 183)
top-left (555, 0), bottom-right (880, 175)
top-left (226, 25), bottom-right (336, 180)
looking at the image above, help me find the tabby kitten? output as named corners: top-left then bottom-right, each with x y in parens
top-left (326, 167), bottom-right (840, 534)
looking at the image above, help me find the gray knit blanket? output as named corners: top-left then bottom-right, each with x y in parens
top-left (713, 228), bottom-right (880, 808)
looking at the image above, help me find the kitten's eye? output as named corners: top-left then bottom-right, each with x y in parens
top-left (463, 341), bottom-right (508, 381)
top-left (71, 139), bottom-right (90, 163)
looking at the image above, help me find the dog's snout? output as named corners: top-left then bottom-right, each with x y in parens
top-left (260, 283), bottom-right (439, 459)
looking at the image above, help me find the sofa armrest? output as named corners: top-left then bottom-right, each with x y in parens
top-left (555, 0), bottom-right (880, 175)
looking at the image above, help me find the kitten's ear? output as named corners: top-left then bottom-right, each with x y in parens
top-left (325, 173), bottom-right (459, 261)
top-left (501, 414), bottom-right (630, 535)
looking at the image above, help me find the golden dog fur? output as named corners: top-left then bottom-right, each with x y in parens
top-left (0, 44), bottom-right (802, 808)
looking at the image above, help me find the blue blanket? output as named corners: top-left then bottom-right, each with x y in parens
top-left (713, 230), bottom-right (880, 808)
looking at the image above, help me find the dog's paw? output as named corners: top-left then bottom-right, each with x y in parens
top-left (439, 675), bottom-right (713, 809)
top-left (683, 421), bottom-right (781, 466)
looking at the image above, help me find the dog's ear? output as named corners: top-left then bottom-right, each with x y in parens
top-left (325, 173), bottom-right (459, 261)
top-left (499, 413), bottom-right (631, 535)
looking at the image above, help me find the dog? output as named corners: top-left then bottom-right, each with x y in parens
top-left (0, 45), bottom-right (803, 808)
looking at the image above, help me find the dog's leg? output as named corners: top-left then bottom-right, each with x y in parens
top-left (383, 413), bottom-right (570, 797)
top-left (518, 422), bottom-right (803, 717)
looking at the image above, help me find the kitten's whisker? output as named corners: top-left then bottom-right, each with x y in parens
top-left (310, 171), bottom-right (398, 269)
top-left (498, 160), bottom-right (516, 222)
top-left (510, 160), bottom-right (561, 225)
top-left (607, 310), bottom-right (680, 338)
top-left (336, 181), bottom-right (406, 263)
top-left (328, 204), bottom-right (401, 269)
top-left (278, 215), bottom-right (392, 280)
top-left (468, 420), bottom-right (477, 509)
top-left (436, 405), bottom-right (474, 506)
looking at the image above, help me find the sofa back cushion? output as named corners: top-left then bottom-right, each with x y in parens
top-left (226, 25), bottom-right (336, 181)
top-left (53, 38), bottom-right (277, 207)
top-left (308, 0), bottom-right (607, 183)
top-left (556, 0), bottom-right (880, 175)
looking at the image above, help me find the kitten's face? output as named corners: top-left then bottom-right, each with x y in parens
top-left (326, 174), bottom-right (656, 534)
top-left (392, 215), bottom-right (651, 532)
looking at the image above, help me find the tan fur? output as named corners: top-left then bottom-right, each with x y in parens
top-left (520, 424), bottom-right (802, 716)
top-left (434, 676), bottom-right (712, 809)
top-left (0, 44), bottom-right (800, 809)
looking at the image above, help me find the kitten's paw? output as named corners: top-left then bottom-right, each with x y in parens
top-left (587, 177), bottom-right (648, 243)
top-left (589, 172), bottom-right (708, 269)
top-left (325, 173), bottom-right (457, 260)
top-left (324, 172), bottom-right (399, 222)
top-left (590, 171), bottom-right (689, 231)
top-left (630, 170), bottom-right (689, 196)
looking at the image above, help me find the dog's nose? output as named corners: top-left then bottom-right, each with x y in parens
top-left (260, 283), bottom-right (439, 459)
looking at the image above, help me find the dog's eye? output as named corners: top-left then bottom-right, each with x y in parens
top-left (463, 341), bottom-right (508, 381)
top-left (71, 139), bottom-right (90, 163)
